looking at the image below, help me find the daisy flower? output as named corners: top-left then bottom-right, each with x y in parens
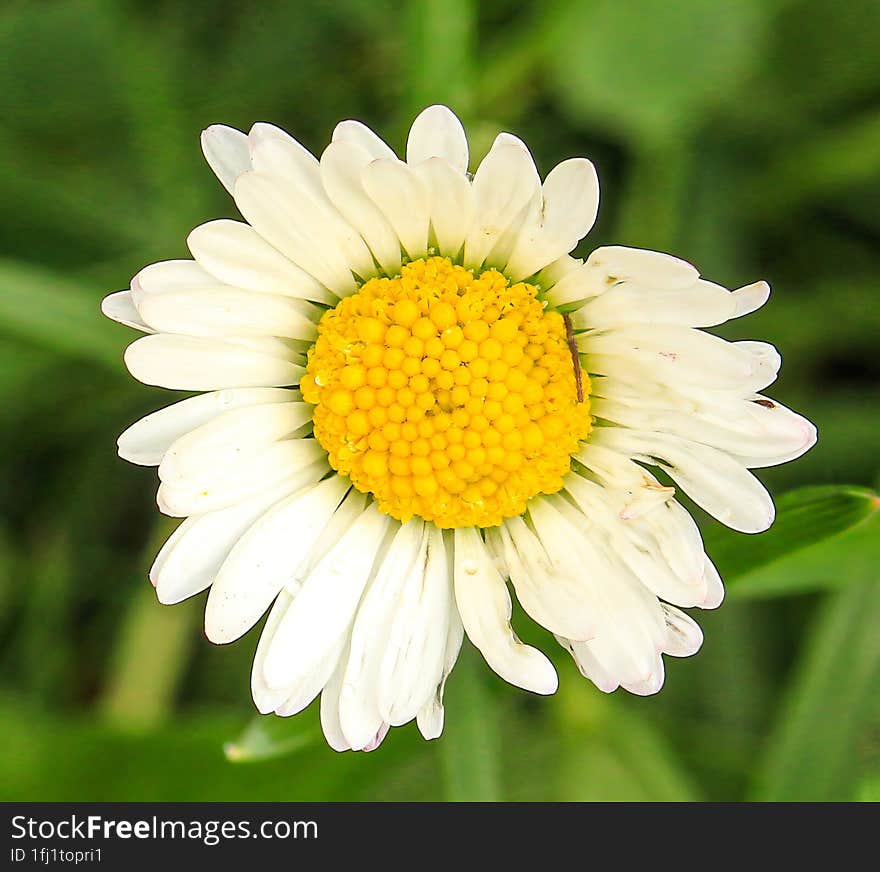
top-left (103, 106), bottom-right (816, 751)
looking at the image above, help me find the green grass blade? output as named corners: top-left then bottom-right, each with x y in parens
top-left (729, 514), bottom-right (880, 600)
top-left (751, 579), bottom-right (880, 801)
top-left (705, 485), bottom-right (879, 591)
top-left (0, 259), bottom-right (124, 369)
top-left (439, 644), bottom-right (503, 801)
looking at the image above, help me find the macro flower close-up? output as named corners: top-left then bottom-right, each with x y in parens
top-left (4, 0), bottom-right (880, 816)
top-left (102, 106), bottom-right (816, 753)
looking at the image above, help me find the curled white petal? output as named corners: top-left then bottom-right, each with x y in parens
top-left (594, 427), bottom-right (775, 534)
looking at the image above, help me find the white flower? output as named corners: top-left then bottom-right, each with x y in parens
top-left (103, 106), bottom-right (816, 751)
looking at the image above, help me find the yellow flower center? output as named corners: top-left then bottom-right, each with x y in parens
top-left (300, 257), bottom-right (592, 528)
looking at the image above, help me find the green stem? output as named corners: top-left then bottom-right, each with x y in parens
top-left (99, 520), bottom-right (200, 731)
top-left (439, 643), bottom-right (503, 801)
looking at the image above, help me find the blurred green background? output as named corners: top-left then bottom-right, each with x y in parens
top-left (1, 0), bottom-right (879, 802)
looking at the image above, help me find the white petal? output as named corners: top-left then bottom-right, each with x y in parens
top-left (591, 387), bottom-right (817, 467)
top-left (701, 556), bottom-right (725, 609)
top-left (575, 442), bottom-right (675, 518)
top-left (233, 171), bottom-right (358, 295)
top-left (453, 526), bottom-right (557, 694)
top-left (731, 280), bottom-right (771, 317)
top-left (582, 324), bottom-right (777, 394)
top-left (734, 341), bottom-right (781, 390)
top-left (462, 143), bottom-right (541, 270)
top-left (582, 246), bottom-right (699, 289)
top-left (248, 133), bottom-right (376, 280)
top-left (541, 158), bottom-right (600, 243)
top-left (620, 657), bottom-right (665, 696)
top-left (505, 158), bottom-right (600, 282)
top-left (320, 140), bottom-right (402, 276)
top-left (293, 489), bottom-right (371, 586)
top-left (251, 592), bottom-right (294, 714)
top-left (137, 286), bottom-right (319, 341)
top-left (132, 260), bottom-right (219, 304)
top-left (361, 724), bottom-right (391, 752)
top-left (274, 637), bottom-right (346, 718)
top-left (187, 220), bottom-right (334, 304)
top-left (543, 260), bottom-right (607, 308)
top-left (157, 439), bottom-right (325, 517)
top-left (562, 474), bottom-right (707, 608)
top-left (413, 157), bottom-right (475, 258)
top-left (556, 636), bottom-right (620, 693)
top-left (643, 499), bottom-right (708, 591)
top-left (416, 591), bottom-right (463, 740)
top-left (378, 525), bottom-right (454, 726)
top-left (490, 516), bottom-right (597, 641)
top-left (319, 655), bottom-right (351, 752)
top-left (332, 119), bottom-right (397, 160)
top-left (205, 476), bottom-right (349, 643)
top-left (406, 105), bottom-right (469, 172)
top-left (124, 334), bottom-right (301, 391)
top-left (538, 253), bottom-right (584, 285)
top-left (152, 474), bottom-right (307, 606)
top-left (661, 604), bottom-right (704, 657)
top-left (530, 497), bottom-right (667, 679)
top-left (485, 188), bottom-right (542, 273)
top-left (118, 388), bottom-right (295, 466)
top-left (102, 291), bottom-right (153, 333)
top-left (201, 124), bottom-right (251, 194)
top-left (263, 504), bottom-right (391, 690)
top-left (575, 279), bottom-right (740, 329)
top-left (595, 427), bottom-right (775, 534)
top-left (339, 521), bottom-right (426, 749)
top-left (158, 401), bottom-right (313, 486)
top-left (248, 122), bottom-right (320, 182)
top-left (362, 158), bottom-right (430, 259)
top-left (492, 131), bottom-right (532, 153)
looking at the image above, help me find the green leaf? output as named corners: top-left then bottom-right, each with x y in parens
top-left (224, 713), bottom-right (320, 763)
top-left (549, 0), bottom-right (769, 144)
top-left (438, 643), bottom-right (503, 801)
top-left (0, 259), bottom-right (125, 369)
top-left (704, 485), bottom-right (879, 593)
top-left (729, 514), bottom-right (880, 600)
top-left (751, 579), bottom-right (880, 801)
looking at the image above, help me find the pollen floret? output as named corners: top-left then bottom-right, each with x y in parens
top-left (301, 256), bottom-right (592, 527)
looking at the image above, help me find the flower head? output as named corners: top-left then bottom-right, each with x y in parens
top-left (103, 106), bottom-right (816, 751)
